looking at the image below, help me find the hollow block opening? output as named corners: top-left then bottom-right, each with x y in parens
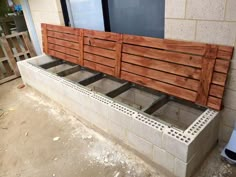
top-left (87, 78), bottom-right (123, 94)
top-left (65, 70), bottom-right (94, 82)
top-left (152, 101), bottom-right (206, 130)
top-left (114, 88), bottom-right (160, 110)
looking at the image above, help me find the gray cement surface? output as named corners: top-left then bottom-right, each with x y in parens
top-left (0, 79), bottom-right (236, 177)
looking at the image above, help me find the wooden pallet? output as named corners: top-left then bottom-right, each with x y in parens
top-left (41, 23), bottom-right (234, 110)
top-left (0, 32), bottom-right (36, 84)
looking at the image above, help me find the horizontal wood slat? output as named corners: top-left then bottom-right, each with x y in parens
top-left (122, 62), bottom-right (199, 91)
top-left (84, 37), bottom-right (116, 50)
top-left (123, 44), bottom-right (203, 68)
top-left (121, 71), bottom-right (197, 102)
top-left (84, 60), bottom-right (114, 76)
top-left (122, 53), bottom-right (201, 79)
top-left (41, 23), bottom-right (234, 110)
top-left (84, 52), bottom-right (115, 67)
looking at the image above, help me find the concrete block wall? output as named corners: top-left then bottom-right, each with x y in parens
top-left (165, 0), bottom-right (236, 143)
top-left (27, 0), bottom-right (64, 51)
top-left (17, 56), bottom-right (220, 177)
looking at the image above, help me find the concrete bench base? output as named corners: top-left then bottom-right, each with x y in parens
top-left (18, 55), bottom-right (220, 177)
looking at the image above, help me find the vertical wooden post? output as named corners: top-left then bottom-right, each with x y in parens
top-left (79, 29), bottom-right (84, 66)
top-left (115, 34), bottom-right (122, 77)
top-left (196, 45), bottom-right (218, 106)
top-left (22, 32), bottom-right (36, 57)
top-left (41, 23), bottom-right (48, 54)
top-left (0, 37), bottom-right (20, 76)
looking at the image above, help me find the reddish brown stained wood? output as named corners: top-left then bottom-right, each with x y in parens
top-left (121, 62), bottom-right (199, 91)
top-left (83, 29), bottom-right (118, 41)
top-left (47, 24), bottom-right (78, 35)
top-left (48, 49), bottom-right (78, 64)
top-left (84, 53), bottom-right (115, 67)
top-left (123, 34), bottom-right (207, 56)
top-left (122, 53), bottom-right (201, 79)
top-left (48, 43), bottom-right (79, 57)
top-left (79, 29), bottom-right (84, 65)
top-left (214, 59), bottom-right (230, 74)
top-left (41, 24), bottom-right (48, 54)
top-left (48, 37), bottom-right (79, 50)
top-left (209, 84), bottom-right (224, 98)
top-left (123, 44), bottom-right (203, 68)
top-left (212, 72), bottom-right (227, 86)
top-left (84, 37), bottom-right (116, 50)
top-left (84, 60), bottom-right (115, 76)
top-left (47, 30), bottom-right (79, 43)
top-left (217, 46), bottom-right (234, 60)
top-left (115, 34), bottom-right (122, 77)
top-left (196, 45), bottom-right (217, 105)
top-left (207, 96), bottom-right (222, 110)
top-left (84, 45), bottom-right (116, 59)
top-left (121, 71), bottom-right (197, 102)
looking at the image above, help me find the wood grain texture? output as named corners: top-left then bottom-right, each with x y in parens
top-left (196, 46), bottom-right (217, 105)
top-left (41, 23), bottom-right (234, 110)
top-left (121, 71), bottom-right (197, 102)
top-left (84, 60), bottom-right (114, 76)
top-left (41, 24), bottom-right (48, 53)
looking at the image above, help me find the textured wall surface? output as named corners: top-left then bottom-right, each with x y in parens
top-left (165, 0), bottom-right (236, 142)
top-left (27, 0), bottom-right (64, 51)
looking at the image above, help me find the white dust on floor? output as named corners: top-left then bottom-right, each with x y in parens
top-left (24, 90), bottom-right (163, 177)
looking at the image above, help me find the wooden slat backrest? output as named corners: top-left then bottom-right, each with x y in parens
top-left (41, 24), bottom-right (234, 110)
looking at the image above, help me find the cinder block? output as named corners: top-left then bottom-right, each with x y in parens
top-left (225, 0), bottom-right (236, 21)
top-left (108, 121), bottom-right (127, 142)
top-left (165, 0), bottom-right (186, 18)
top-left (196, 21), bottom-right (236, 45)
top-left (153, 146), bottom-right (175, 173)
top-left (226, 68), bottom-right (236, 91)
top-left (174, 158), bottom-right (187, 177)
top-left (127, 131), bottom-right (153, 160)
top-left (186, 0), bottom-right (226, 20)
top-left (107, 103), bottom-right (135, 129)
top-left (224, 88), bottom-right (236, 110)
top-left (165, 19), bottom-right (196, 41)
top-left (129, 117), bottom-right (163, 148)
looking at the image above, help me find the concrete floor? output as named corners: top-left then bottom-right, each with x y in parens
top-left (0, 79), bottom-right (236, 177)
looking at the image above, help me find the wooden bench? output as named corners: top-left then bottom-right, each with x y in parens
top-left (41, 23), bottom-right (234, 110)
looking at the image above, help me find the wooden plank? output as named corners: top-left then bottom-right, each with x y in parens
top-left (41, 24), bottom-right (48, 53)
top-left (48, 37), bottom-right (79, 50)
top-left (83, 29), bottom-right (118, 41)
top-left (84, 45), bottom-right (116, 59)
top-left (84, 37), bottom-right (116, 50)
top-left (212, 72), bottom-right (227, 86)
top-left (217, 46), bottom-right (234, 60)
top-left (121, 71), bottom-right (197, 102)
top-left (214, 59), bottom-right (230, 74)
top-left (47, 30), bottom-right (79, 43)
top-left (48, 49), bottom-right (78, 64)
top-left (209, 84), bottom-right (224, 98)
top-left (2, 60), bottom-right (13, 76)
top-left (56, 65), bottom-right (80, 77)
top-left (79, 29), bottom-right (84, 65)
top-left (22, 32), bottom-right (36, 57)
top-left (0, 74), bottom-right (18, 85)
top-left (84, 60), bottom-right (115, 76)
top-left (106, 82), bottom-right (131, 98)
top-left (122, 53), bottom-right (201, 79)
top-left (121, 62), bottom-right (199, 91)
top-left (84, 53), bottom-right (115, 67)
top-left (0, 37), bottom-right (20, 76)
top-left (123, 34), bottom-right (207, 56)
top-left (115, 34), bottom-right (122, 77)
top-left (46, 24), bottom-right (78, 35)
top-left (143, 95), bottom-right (169, 114)
top-left (207, 96), bottom-right (222, 110)
top-left (123, 44), bottom-right (202, 68)
top-left (196, 45), bottom-right (217, 105)
top-left (11, 36), bottom-right (25, 61)
top-left (48, 43), bottom-right (79, 57)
